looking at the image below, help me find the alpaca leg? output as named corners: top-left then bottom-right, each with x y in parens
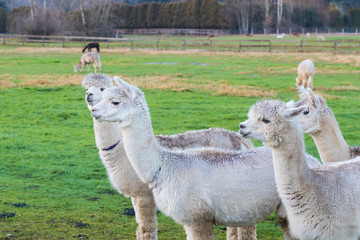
top-left (226, 227), bottom-right (238, 240)
top-left (237, 226), bottom-right (257, 240)
top-left (184, 223), bottom-right (215, 240)
top-left (307, 75), bottom-right (314, 89)
top-left (93, 63), bottom-right (97, 73)
top-left (295, 77), bottom-right (301, 87)
top-left (131, 196), bottom-right (158, 240)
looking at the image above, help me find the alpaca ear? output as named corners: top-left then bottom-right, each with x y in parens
top-left (282, 105), bottom-right (307, 118)
top-left (297, 85), bottom-right (308, 99)
top-left (285, 100), bottom-right (295, 108)
top-left (306, 88), bottom-right (320, 107)
top-left (113, 76), bottom-right (131, 95)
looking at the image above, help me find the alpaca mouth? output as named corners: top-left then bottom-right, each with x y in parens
top-left (240, 130), bottom-right (251, 137)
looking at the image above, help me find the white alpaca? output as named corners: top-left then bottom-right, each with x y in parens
top-left (91, 79), bottom-right (296, 240)
top-left (295, 59), bottom-right (315, 89)
top-left (239, 99), bottom-right (360, 240)
top-left (277, 33), bottom-right (285, 38)
top-left (82, 74), bottom-right (258, 240)
top-left (74, 52), bottom-right (102, 73)
top-left (295, 87), bottom-right (360, 163)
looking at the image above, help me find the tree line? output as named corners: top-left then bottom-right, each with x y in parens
top-left (0, 0), bottom-right (360, 37)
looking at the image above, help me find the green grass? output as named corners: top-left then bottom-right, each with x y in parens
top-left (1, 46), bottom-right (360, 239)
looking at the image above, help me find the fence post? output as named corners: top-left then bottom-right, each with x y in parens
top-left (333, 41), bottom-right (337, 54)
top-left (22, 37), bottom-right (25, 46)
top-left (300, 40), bottom-right (303, 52)
top-left (42, 37), bottom-right (45, 47)
top-left (130, 40), bottom-right (133, 50)
top-left (156, 40), bottom-right (159, 50)
top-left (183, 40), bottom-right (186, 50)
top-left (62, 38), bottom-right (65, 48)
top-left (107, 42), bottom-right (109, 48)
top-left (239, 40), bottom-right (242, 52)
top-left (269, 40), bottom-right (272, 52)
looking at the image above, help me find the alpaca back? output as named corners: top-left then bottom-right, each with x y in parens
top-left (156, 127), bottom-right (253, 151)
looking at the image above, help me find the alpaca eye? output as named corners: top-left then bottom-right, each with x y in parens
top-left (112, 101), bottom-right (120, 105)
top-left (100, 88), bottom-right (105, 91)
top-left (262, 119), bottom-right (270, 124)
top-left (303, 111), bottom-right (310, 115)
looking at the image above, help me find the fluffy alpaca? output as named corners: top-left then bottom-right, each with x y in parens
top-left (240, 99), bottom-right (360, 240)
top-left (296, 59), bottom-right (315, 89)
top-left (90, 79), bottom-right (295, 240)
top-left (82, 42), bottom-right (100, 53)
top-left (82, 74), bottom-right (257, 240)
top-left (74, 52), bottom-right (102, 73)
top-left (317, 35), bottom-right (326, 41)
top-left (295, 87), bottom-right (360, 164)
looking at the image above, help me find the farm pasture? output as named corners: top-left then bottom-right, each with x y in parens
top-left (0, 47), bottom-right (360, 239)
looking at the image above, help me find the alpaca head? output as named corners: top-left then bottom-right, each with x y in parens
top-left (91, 79), bottom-right (144, 127)
top-left (73, 64), bottom-right (79, 73)
top-left (239, 100), bottom-right (306, 148)
top-left (81, 73), bottom-right (113, 110)
top-left (295, 87), bottom-right (328, 135)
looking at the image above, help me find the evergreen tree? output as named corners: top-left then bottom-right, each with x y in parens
top-left (0, 7), bottom-right (6, 32)
top-left (146, 2), bottom-right (160, 28)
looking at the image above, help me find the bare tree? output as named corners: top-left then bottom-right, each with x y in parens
top-left (79, 0), bottom-right (87, 34)
top-left (225, 0), bottom-right (251, 33)
top-left (277, 0), bottom-right (283, 28)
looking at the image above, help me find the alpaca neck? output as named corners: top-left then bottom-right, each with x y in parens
top-left (271, 124), bottom-right (310, 193)
top-left (121, 108), bottom-right (163, 185)
top-left (312, 113), bottom-right (350, 163)
top-left (93, 119), bottom-right (122, 151)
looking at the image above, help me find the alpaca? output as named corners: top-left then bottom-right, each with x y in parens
top-left (74, 52), bottom-right (102, 73)
top-left (295, 87), bottom-right (360, 163)
top-left (317, 35), bottom-right (326, 41)
top-left (295, 59), bottom-right (315, 89)
top-left (82, 42), bottom-right (100, 53)
top-left (239, 99), bottom-right (360, 239)
top-left (82, 74), bottom-right (257, 240)
top-left (91, 79), bottom-right (296, 240)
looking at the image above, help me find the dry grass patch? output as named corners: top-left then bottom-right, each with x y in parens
top-left (127, 76), bottom-right (276, 98)
top-left (204, 80), bottom-right (276, 98)
top-left (315, 85), bottom-right (359, 91)
top-left (0, 74), bottom-right (83, 89)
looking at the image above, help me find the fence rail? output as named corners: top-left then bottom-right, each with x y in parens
top-left (1, 34), bottom-right (359, 53)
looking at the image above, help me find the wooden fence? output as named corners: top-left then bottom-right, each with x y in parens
top-left (1, 34), bottom-right (360, 53)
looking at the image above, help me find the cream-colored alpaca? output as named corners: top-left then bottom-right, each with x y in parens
top-left (74, 52), bottom-right (102, 73)
top-left (91, 79), bottom-right (295, 240)
top-left (82, 74), bottom-right (256, 240)
top-left (240, 99), bottom-right (360, 240)
top-left (295, 87), bottom-right (360, 164)
top-left (296, 59), bottom-right (315, 89)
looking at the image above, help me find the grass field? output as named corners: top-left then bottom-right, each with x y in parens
top-left (1, 46), bottom-right (360, 239)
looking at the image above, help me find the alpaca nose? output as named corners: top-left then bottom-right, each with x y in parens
top-left (86, 93), bottom-right (93, 102)
top-left (239, 123), bottom-right (246, 129)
